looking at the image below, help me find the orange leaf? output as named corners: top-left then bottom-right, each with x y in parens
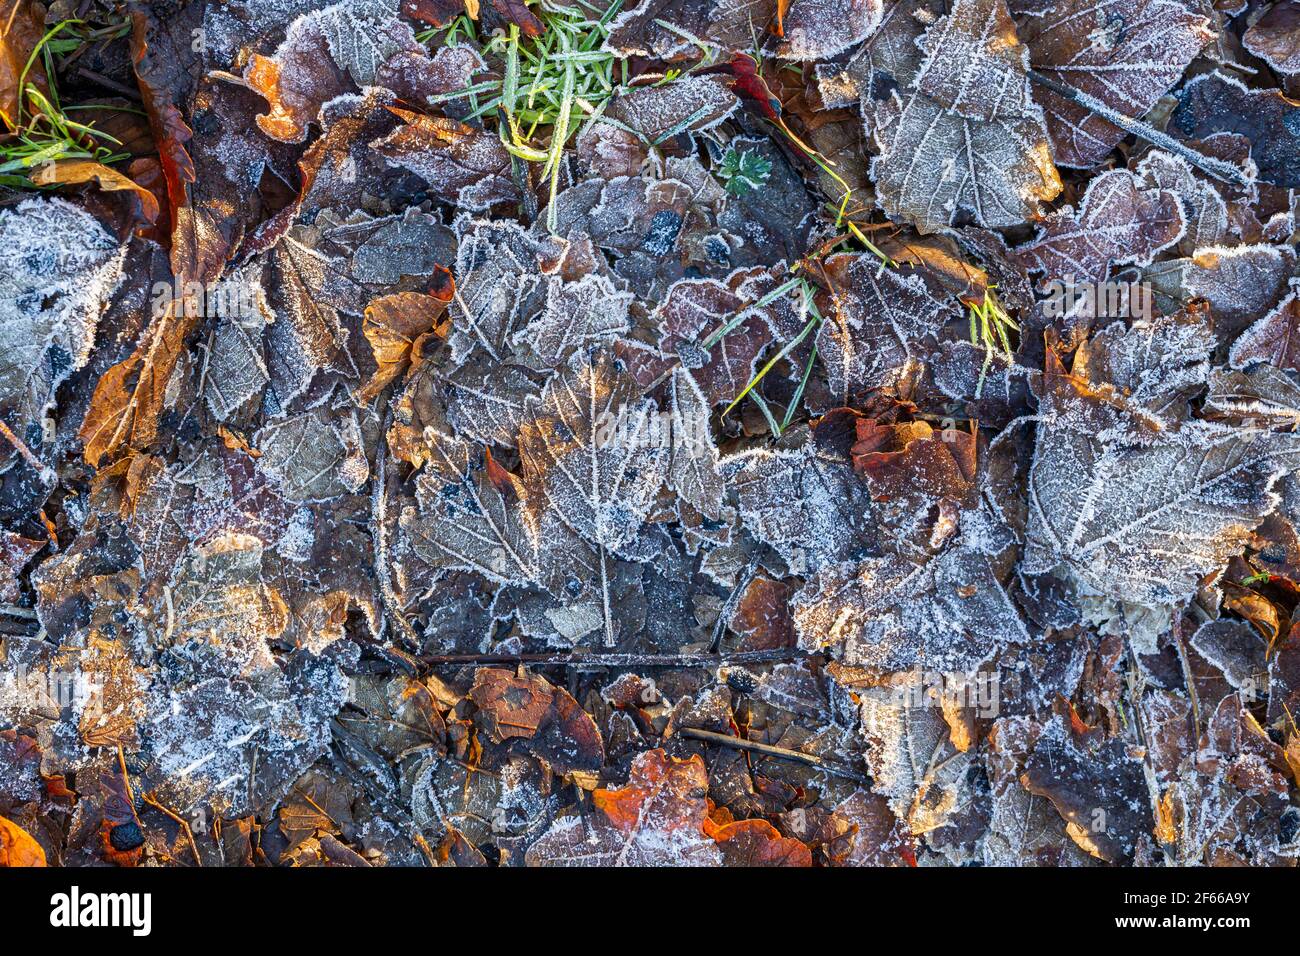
top-left (704, 816), bottom-right (812, 867)
top-left (31, 160), bottom-right (160, 224)
top-left (0, 815), bottom-right (46, 867)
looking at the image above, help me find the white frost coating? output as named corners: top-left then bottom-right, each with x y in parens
top-left (0, 197), bottom-right (125, 448)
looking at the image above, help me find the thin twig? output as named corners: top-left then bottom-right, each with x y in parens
top-left (1026, 70), bottom-right (1252, 188)
top-left (678, 727), bottom-right (871, 784)
top-left (370, 414), bottom-right (421, 652)
top-left (0, 418), bottom-right (54, 486)
top-left (417, 648), bottom-right (811, 668)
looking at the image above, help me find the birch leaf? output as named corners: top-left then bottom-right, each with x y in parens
top-left (1015, 0), bottom-right (1213, 168)
top-left (871, 0), bottom-right (1061, 232)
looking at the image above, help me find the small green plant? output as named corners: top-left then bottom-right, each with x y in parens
top-left (698, 276), bottom-right (822, 437)
top-left (0, 20), bottom-right (129, 188)
top-left (967, 287), bottom-right (1019, 399)
top-left (427, 0), bottom-right (629, 232)
top-left (716, 146), bottom-right (771, 196)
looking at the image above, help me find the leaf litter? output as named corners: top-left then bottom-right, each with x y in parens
top-left (0, 0), bottom-right (1299, 870)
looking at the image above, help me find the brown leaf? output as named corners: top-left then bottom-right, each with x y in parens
top-left (469, 669), bottom-right (605, 773)
top-left (31, 160), bottom-right (161, 225)
top-left (1231, 286), bottom-right (1300, 372)
top-left (371, 109), bottom-right (518, 212)
top-left (1012, 168), bottom-right (1184, 286)
top-left (1015, 0), bottom-right (1213, 168)
top-left (0, 0), bottom-right (46, 131)
top-left (1244, 0), bottom-right (1300, 77)
top-left (526, 749), bottom-right (721, 866)
top-left (358, 274), bottom-right (453, 404)
top-left (703, 815), bottom-right (813, 866)
top-left (871, 0), bottom-right (1062, 232)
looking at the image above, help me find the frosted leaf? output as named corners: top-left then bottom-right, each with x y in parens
top-left (622, 74), bottom-right (738, 132)
top-left (140, 534), bottom-right (348, 817)
top-left (358, 286), bottom-right (453, 405)
top-left (1230, 285), bottom-right (1300, 372)
top-left (605, 0), bottom-right (776, 60)
top-left (525, 749), bottom-right (722, 866)
top-left (0, 197), bottom-right (124, 449)
top-left (1024, 356), bottom-right (1300, 608)
top-left (443, 356), bottom-right (539, 449)
top-left (655, 268), bottom-right (784, 406)
top-left (1135, 150), bottom-right (1229, 254)
top-left (667, 368), bottom-right (729, 522)
top-left (984, 717), bottom-right (1092, 865)
top-left (1170, 244), bottom-right (1297, 335)
top-left (403, 424), bottom-right (544, 586)
top-left (1015, 0), bottom-right (1212, 168)
top-left (1020, 715), bottom-right (1152, 862)
top-left (1012, 168), bottom-right (1185, 285)
top-left (322, 0), bottom-right (405, 84)
top-left (1244, 1), bottom-right (1300, 75)
top-left (794, 545), bottom-right (1029, 671)
top-left (1204, 366), bottom-right (1300, 429)
top-left (814, 252), bottom-right (960, 404)
top-left (721, 436), bottom-right (877, 577)
top-left (518, 348), bottom-right (670, 559)
top-left (816, 0), bottom-right (930, 121)
top-left (204, 266), bottom-right (272, 422)
top-left (371, 111), bottom-right (518, 213)
top-left (778, 0), bottom-right (885, 61)
top-left (852, 672), bottom-right (973, 836)
top-left (871, 0), bottom-right (1061, 232)
top-left (1076, 306), bottom-right (1215, 422)
top-left (256, 409), bottom-right (368, 502)
top-left (1172, 71), bottom-right (1300, 189)
top-left (469, 669), bottom-right (604, 774)
top-left (244, 0), bottom-right (413, 142)
top-left (350, 208), bottom-right (456, 286)
top-left (509, 273), bottom-right (634, 373)
top-left (447, 219), bottom-right (546, 367)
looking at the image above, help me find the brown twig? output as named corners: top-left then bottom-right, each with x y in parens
top-left (0, 418), bottom-right (54, 485)
top-left (416, 648), bottom-right (812, 668)
top-left (677, 727), bottom-right (871, 784)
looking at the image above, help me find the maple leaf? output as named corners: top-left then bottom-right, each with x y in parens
top-left (1023, 352), bottom-right (1300, 608)
top-left (1014, 0), bottom-right (1213, 168)
top-left (870, 0), bottom-right (1062, 232)
top-left (1012, 168), bottom-right (1186, 286)
top-left (525, 749), bottom-right (722, 866)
